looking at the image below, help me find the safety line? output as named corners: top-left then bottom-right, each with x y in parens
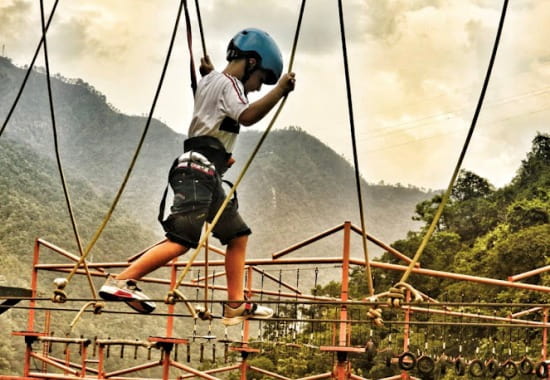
top-left (194, 0), bottom-right (208, 57)
top-left (0, 0), bottom-right (59, 138)
top-left (337, 0), bottom-right (374, 297)
top-left (183, 0), bottom-right (197, 95)
top-left (7, 297), bottom-right (550, 308)
top-left (61, 1), bottom-right (185, 288)
top-left (38, 0), bottom-right (97, 300)
top-left (168, 0), bottom-right (307, 296)
top-left (3, 305), bottom-right (546, 329)
top-left (398, 0), bottom-right (509, 285)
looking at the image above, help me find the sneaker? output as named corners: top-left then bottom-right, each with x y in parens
top-left (99, 276), bottom-right (156, 314)
top-left (222, 301), bottom-right (274, 326)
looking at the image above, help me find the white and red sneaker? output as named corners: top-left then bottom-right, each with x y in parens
top-left (222, 301), bottom-right (273, 326)
top-left (99, 276), bottom-right (156, 314)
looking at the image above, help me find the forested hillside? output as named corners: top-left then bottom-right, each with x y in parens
top-left (1, 52), bottom-right (548, 378)
top-left (0, 55), bottom-right (430, 255)
top-left (261, 133), bottom-right (548, 379)
top-left (0, 56), bottom-right (433, 376)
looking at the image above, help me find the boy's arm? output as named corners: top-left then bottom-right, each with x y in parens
top-left (239, 72), bottom-right (296, 126)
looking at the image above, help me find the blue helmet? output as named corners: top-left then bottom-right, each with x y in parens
top-left (226, 28), bottom-right (283, 85)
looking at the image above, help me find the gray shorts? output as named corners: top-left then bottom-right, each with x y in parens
top-left (162, 166), bottom-right (251, 247)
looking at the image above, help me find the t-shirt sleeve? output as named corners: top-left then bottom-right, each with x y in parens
top-left (221, 76), bottom-right (249, 122)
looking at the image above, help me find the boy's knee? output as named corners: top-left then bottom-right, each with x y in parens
top-left (228, 234), bottom-right (248, 247)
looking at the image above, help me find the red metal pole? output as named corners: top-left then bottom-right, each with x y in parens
top-left (543, 308), bottom-right (548, 361)
top-left (97, 343), bottom-right (105, 379)
top-left (161, 348), bottom-right (170, 380)
top-left (336, 222), bottom-right (352, 380)
top-left (402, 291), bottom-right (411, 380)
top-left (28, 239), bottom-right (41, 332)
top-left (166, 258), bottom-right (178, 338)
top-left (340, 222), bottom-right (350, 347)
top-left (80, 343), bottom-right (87, 378)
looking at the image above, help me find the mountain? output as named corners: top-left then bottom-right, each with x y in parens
top-left (0, 54), bottom-right (435, 376)
top-left (0, 55), bottom-right (431, 260)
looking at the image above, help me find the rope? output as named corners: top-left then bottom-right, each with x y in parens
top-left (166, 0), bottom-right (307, 299)
top-left (9, 298), bottom-right (550, 309)
top-left (38, 0), bottom-right (98, 301)
top-left (59, 0), bottom-right (186, 290)
top-left (6, 304), bottom-right (549, 328)
top-left (337, 0), bottom-right (374, 297)
top-left (396, 0), bottom-right (509, 286)
top-left (183, 0), bottom-right (197, 95)
top-left (194, 0), bottom-right (208, 57)
top-left (0, 0), bottom-right (59, 138)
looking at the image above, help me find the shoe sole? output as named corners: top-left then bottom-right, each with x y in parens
top-left (99, 286), bottom-right (156, 314)
top-left (222, 311), bottom-right (274, 326)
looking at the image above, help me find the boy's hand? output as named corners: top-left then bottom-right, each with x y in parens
top-left (278, 72), bottom-right (296, 95)
top-left (199, 55), bottom-right (215, 76)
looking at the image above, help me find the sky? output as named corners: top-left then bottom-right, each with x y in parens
top-left (1, 0), bottom-right (549, 190)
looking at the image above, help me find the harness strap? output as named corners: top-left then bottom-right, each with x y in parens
top-left (157, 157), bottom-right (239, 231)
top-left (158, 157), bottom-right (179, 229)
top-left (184, 136), bottom-right (232, 173)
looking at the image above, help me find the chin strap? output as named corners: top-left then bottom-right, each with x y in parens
top-left (241, 58), bottom-right (258, 87)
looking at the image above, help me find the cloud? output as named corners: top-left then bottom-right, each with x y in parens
top-left (2, 0), bottom-right (547, 189)
top-left (0, 0), bottom-right (31, 40)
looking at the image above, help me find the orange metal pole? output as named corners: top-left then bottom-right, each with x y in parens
top-left (161, 347), bottom-right (171, 380)
top-left (335, 222), bottom-right (352, 380)
top-left (509, 265), bottom-right (550, 282)
top-left (28, 239), bottom-right (41, 332)
top-left (543, 308), bottom-right (548, 361)
top-left (166, 258), bottom-right (178, 338)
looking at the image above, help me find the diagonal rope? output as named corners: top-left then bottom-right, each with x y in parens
top-left (0, 0), bottom-right (59, 139)
top-left (60, 0), bottom-right (186, 288)
top-left (38, 0), bottom-right (98, 300)
top-left (168, 0), bottom-right (307, 298)
top-left (398, 0), bottom-right (509, 285)
top-left (337, 0), bottom-right (374, 297)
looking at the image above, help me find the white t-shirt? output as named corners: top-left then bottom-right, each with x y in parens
top-left (187, 71), bottom-right (249, 153)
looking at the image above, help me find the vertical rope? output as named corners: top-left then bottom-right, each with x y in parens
top-left (194, 0), bottom-right (208, 57)
top-left (183, 0), bottom-right (197, 95)
top-left (398, 0), bottom-right (509, 284)
top-left (337, 0), bottom-right (374, 296)
top-left (38, 0), bottom-right (97, 299)
top-left (62, 0), bottom-right (186, 286)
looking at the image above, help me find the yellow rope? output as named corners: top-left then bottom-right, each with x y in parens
top-left (57, 1), bottom-right (185, 294)
top-left (397, 0), bottom-right (509, 286)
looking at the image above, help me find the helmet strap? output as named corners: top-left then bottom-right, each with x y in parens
top-left (241, 58), bottom-right (258, 86)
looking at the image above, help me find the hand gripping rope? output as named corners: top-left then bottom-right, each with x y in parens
top-left (164, 0), bottom-right (307, 307)
top-left (384, 0), bottom-right (509, 313)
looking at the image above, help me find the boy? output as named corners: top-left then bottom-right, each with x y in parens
top-left (100, 28), bottom-right (296, 326)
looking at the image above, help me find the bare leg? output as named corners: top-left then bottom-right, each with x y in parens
top-left (116, 240), bottom-right (188, 280)
top-left (225, 235), bottom-right (248, 307)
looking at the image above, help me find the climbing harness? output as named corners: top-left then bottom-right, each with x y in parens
top-left (165, 0), bottom-right (306, 305)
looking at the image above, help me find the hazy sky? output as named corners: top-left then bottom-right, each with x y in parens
top-left (1, 0), bottom-right (549, 190)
